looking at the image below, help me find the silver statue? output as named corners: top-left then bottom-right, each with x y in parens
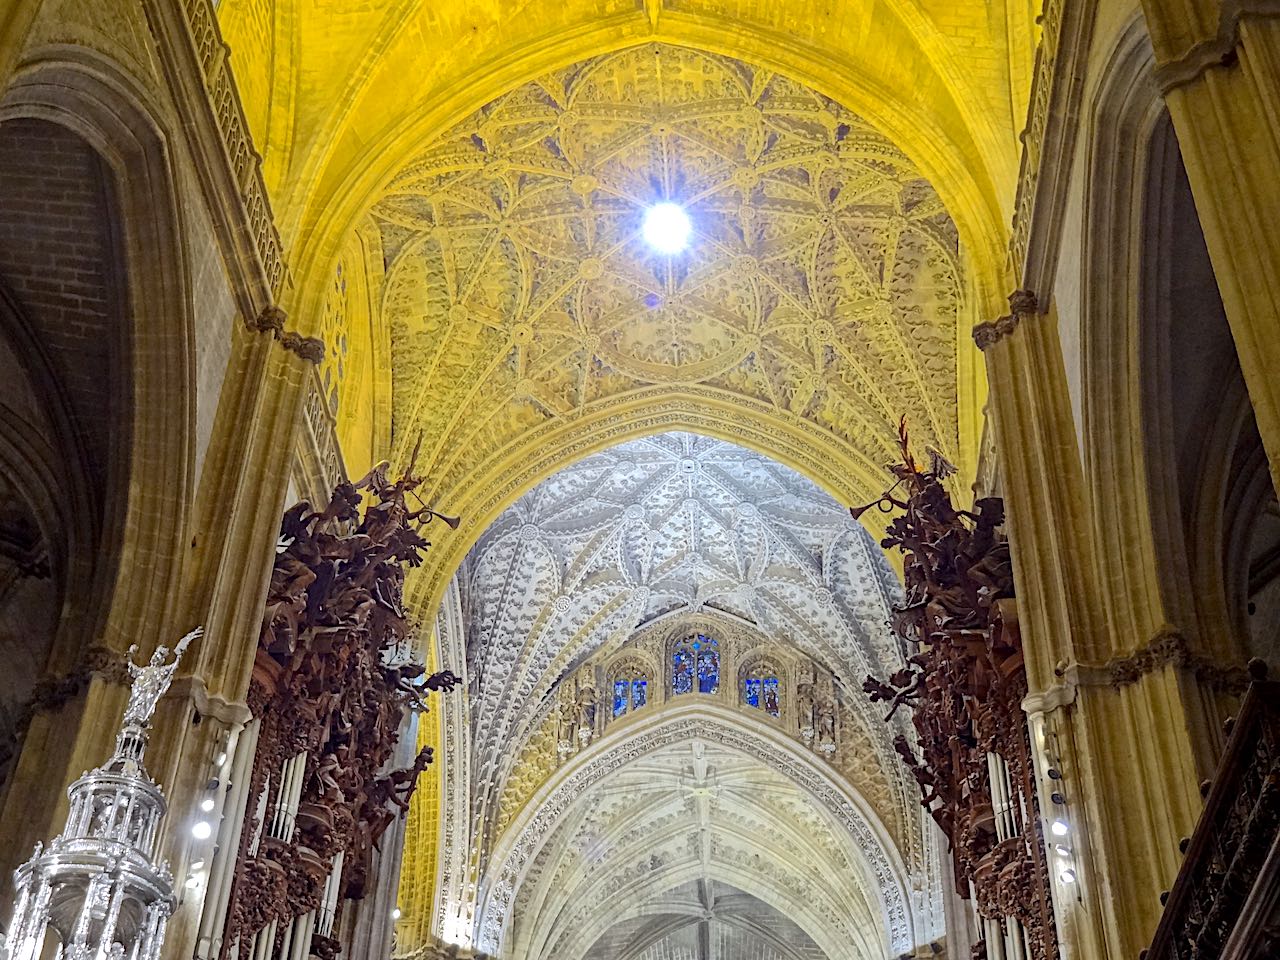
top-left (1, 627), bottom-right (202, 960)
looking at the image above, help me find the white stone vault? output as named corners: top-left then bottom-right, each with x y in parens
top-left (426, 432), bottom-right (946, 956)
top-left (476, 700), bottom-right (915, 959)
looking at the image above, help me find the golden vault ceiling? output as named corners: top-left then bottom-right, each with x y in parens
top-left (362, 43), bottom-right (963, 609)
top-left (217, 0), bottom-right (1034, 328)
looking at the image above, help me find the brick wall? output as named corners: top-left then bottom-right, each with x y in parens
top-left (0, 117), bottom-right (122, 505)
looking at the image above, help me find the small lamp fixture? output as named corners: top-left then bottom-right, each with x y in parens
top-left (1050, 818), bottom-right (1069, 837)
top-left (642, 203), bottom-right (692, 254)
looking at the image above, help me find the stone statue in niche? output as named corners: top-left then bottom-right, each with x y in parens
top-left (814, 676), bottom-right (838, 754)
top-left (575, 683), bottom-right (598, 745)
top-left (796, 681), bottom-right (816, 742)
top-left (555, 694), bottom-right (577, 760)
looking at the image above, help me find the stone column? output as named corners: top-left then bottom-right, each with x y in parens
top-left (975, 292), bottom-right (1224, 960)
top-left (1139, 0), bottom-right (1280, 495)
top-left (152, 316), bottom-right (321, 960)
top-left (0, 316), bottom-right (318, 960)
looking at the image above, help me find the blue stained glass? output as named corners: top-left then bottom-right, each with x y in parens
top-left (673, 647), bottom-right (694, 695)
top-left (697, 648), bottom-right (719, 695)
top-left (762, 676), bottom-right (780, 717)
top-left (632, 678), bottom-right (647, 709)
top-left (744, 678), bottom-right (761, 708)
top-left (613, 679), bottom-right (629, 718)
top-left (701, 634), bottom-right (721, 696)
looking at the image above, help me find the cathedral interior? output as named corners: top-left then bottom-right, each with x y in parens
top-left (1, 0), bottom-right (1280, 958)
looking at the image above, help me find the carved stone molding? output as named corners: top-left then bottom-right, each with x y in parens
top-left (15, 643), bottom-right (132, 732)
top-left (170, 0), bottom-right (289, 295)
top-left (972, 290), bottom-right (1039, 351)
top-left (1153, 0), bottom-right (1280, 94)
top-left (1094, 631), bottom-right (1251, 692)
top-left (250, 305), bottom-right (325, 365)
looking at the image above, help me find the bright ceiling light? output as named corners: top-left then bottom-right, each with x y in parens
top-left (642, 203), bottom-right (692, 254)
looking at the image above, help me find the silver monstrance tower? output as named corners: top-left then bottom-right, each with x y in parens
top-left (2, 627), bottom-right (202, 960)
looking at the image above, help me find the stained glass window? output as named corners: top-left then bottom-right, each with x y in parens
top-left (743, 666), bottom-right (781, 717)
top-left (673, 635), bottom-right (719, 696)
top-left (611, 665), bottom-right (648, 717)
top-left (673, 645), bottom-right (694, 695)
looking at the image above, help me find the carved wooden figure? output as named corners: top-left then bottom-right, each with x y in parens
top-left (221, 471), bottom-right (460, 960)
top-left (857, 420), bottom-right (1058, 960)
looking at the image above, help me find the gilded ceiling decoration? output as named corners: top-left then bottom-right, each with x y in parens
top-left (373, 42), bottom-right (962, 533)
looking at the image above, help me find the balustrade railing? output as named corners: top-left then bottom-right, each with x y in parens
top-left (1146, 661), bottom-right (1280, 960)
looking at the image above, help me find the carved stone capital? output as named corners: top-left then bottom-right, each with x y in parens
top-left (251, 304), bottom-right (288, 335)
top-left (972, 290), bottom-right (1039, 351)
top-left (16, 644), bottom-right (132, 732)
top-left (248, 305), bottom-right (325, 364)
top-left (1070, 630), bottom-right (1252, 693)
top-left (1153, 0), bottom-right (1280, 94)
top-left (1008, 288), bottom-right (1039, 319)
top-left (280, 332), bottom-right (326, 365)
top-left (972, 314), bottom-right (1018, 351)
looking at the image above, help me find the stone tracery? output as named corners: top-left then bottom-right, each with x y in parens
top-left (413, 431), bottom-right (945, 958)
top-left (373, 42), bottom-right (963, 567)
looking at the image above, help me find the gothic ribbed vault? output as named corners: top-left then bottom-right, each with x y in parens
top-left (408, 433), bottom-right (943, 957)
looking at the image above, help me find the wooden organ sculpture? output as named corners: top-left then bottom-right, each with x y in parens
top-left (857, 422), bottom-right (1059, 960)
top-left (220, 466), bottom-right (460, 960)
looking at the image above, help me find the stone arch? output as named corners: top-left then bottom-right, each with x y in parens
top-left (477, 699), bottom-right (916, 957)
top-left (1078, 16), bottom-right (1274, 668)
top-left (0, 286), bottom-right (93, 782)
top-left (283, 17), bottom-right (1010, 337)
top-left (0, 47), bottom-right (196, 657)
top-left (407, 393), bottom-right (904, 620)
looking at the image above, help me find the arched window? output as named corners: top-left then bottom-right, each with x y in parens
top-left (742, 661), bottom-right (781, 717)
top-left (611, 662), bottom-right (649, 718)
top-left (673, 635), bottom-right (719, 696)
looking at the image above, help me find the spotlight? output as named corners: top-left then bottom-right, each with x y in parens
top-left (200, 797), bottom-right (216, 813)
top-left (1059, 868), bottom-right (1077, 884)
top-left (1050, 819), bottom-right (1069, 837)
top-left (214, 751), bottom-right (228, 769)
top-left (391, 908), bottom-right (402, 921)
top-left (191, 820), bottom-right (213, 840)
top-left (185, 876), bottom-right (201, 890)
top-left (191, 860), bottom-right (206, 871)
top-left (642, 203), bottom-right (692, 254)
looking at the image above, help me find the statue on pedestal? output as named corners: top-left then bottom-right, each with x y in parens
top-left (2, 627), bottom-right (200, 960)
